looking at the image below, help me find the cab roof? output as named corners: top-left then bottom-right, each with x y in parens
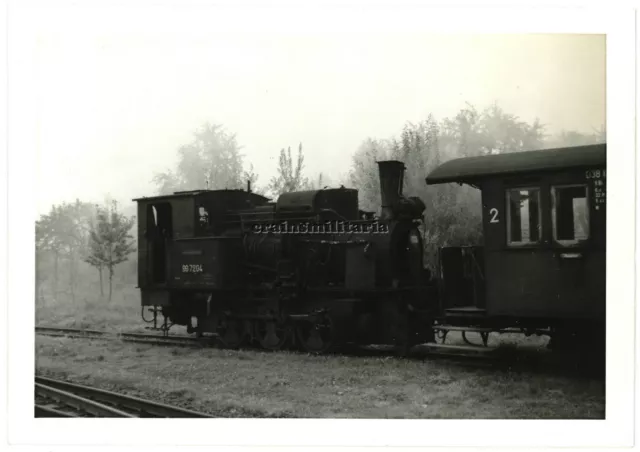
top-left (132, 189), bottom-right (269, 203)
top-left (425, 143), bottom-right (606, 185)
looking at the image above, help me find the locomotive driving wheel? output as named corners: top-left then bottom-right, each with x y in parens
top-left (296, 313), bottom-right (337, 354)
top-left (257, 320), bottom-right (289, 351)
top-left (217, 318), bottom-right (245, 349)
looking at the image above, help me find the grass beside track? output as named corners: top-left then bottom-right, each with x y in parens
top-left (36, 288), bottom-right (179, 334)
top-left (35, 290), bottom-right (604, 418)
top-left (35, 335), bottom-right (605, 419)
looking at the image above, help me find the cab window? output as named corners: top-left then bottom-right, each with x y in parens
top-left (197, 205), bottom-right (212, 234)
top-left (552, 184), bottom-right (589, 245)
top-left (506, 187), bottom-right (541, 246)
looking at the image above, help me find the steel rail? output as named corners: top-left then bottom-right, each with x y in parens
top-left (35, 327), bottom-right (599, 379)
top-left (36, 326), bottom-right (500, 361)
top-left (35, 376), bottom-right (213, 418)
top-left (35, 383), bottom-right (135, 417)
top-left (35, 327), bottom-right (516, 371)
top-left (35, 326), bottom-right (107, 335)
top-left (35, 326), bottom-right (204, 347)
top-left (35, 404), bottom-right (78, 417)
top-left (120, 332), bottom-right (203, 345)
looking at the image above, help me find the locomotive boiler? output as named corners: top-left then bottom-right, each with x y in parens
top-left (134, 161), bottom-right (436, 353)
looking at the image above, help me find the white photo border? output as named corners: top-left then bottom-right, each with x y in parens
top-left (5, 0), bottom-right (636, 448)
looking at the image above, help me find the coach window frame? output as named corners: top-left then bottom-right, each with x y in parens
top-left (505, 185), bottom-right (543, 247)
top-left (551, 183), bottom-right (590, 247)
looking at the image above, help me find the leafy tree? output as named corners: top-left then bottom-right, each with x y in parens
top-left (551, 125), bottom-right (606, 147)
top-left (306, 172), bottom-right (333, 190)
top-left (35, 200), bottom-right (95, 302)
top-left (348, 103), bottom-right (548, 270)
top-left (85, 201), bottom-right (136, 301)
top-left (594, 125), bottom-right (607, 144)
top-left (85, 207), bottom-right (106, 296)
top-left (153, 123), bottom-right (259, 195)
top-left (348, 138), bottom-right (392, 212)
top-left (440, 103), bottom-right (546, 157)
top-left (268, 143), bottom-right (309, 197)
top-left (35, 214), bottom-right (59, 302)
top-left (60, 200), bottom-right (95, 301)
top-left (394, 117), bottom-right (483, 268)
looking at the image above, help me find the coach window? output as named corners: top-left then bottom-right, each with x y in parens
top-left (552, 184), bottom-right (589, 246)
top-left (506, 188), bottom-right (541, 246)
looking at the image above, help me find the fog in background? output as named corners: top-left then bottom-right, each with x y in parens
top-left (27, 8), bottom-right (605, 214)
top-left (28, 5), bottom-right (608, 331)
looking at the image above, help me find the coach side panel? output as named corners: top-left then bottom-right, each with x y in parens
top-left (481, 168), bottom-right (606, 320)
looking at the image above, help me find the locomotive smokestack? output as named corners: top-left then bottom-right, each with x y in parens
top-left (377, 160), bottom-right (405, 220)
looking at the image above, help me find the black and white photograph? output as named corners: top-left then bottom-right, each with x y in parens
top-left (3, 1), bottom-right (636, 449)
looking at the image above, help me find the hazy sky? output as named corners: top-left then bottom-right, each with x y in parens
top-left (19, 6), bottom-right (605, 214)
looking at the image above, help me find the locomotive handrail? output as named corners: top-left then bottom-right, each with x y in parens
top-left (141, 306), bottom-right (158, 326)
top-left (298, 239), bottom-right (370, 245)
top-left (173, 236), bottom-right (242, 241)
top-left (468, 248), bottom-right (485, 280)
top-left (240, 261), bottom-right (278, 273)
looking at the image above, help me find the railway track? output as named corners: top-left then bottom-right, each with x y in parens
top-left (35, 326), bottom-right (208, 347)
top-left (36, 325), bottom-right (498, 362)
top-left (35, 326), bottom-right (599, 378)
top-left (35, 376), bottom-right (213, 418)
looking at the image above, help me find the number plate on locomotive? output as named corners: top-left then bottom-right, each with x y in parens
top-left (182, 264), bottom-right (203, 273)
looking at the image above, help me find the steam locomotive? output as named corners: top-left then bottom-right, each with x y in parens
top-left (135, 161), bottom-right (436, 353)
top-left (134, 144), bottom-right (606, 355)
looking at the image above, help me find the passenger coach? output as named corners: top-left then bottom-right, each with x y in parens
top-left (425, 143), bottom-right (606, 352)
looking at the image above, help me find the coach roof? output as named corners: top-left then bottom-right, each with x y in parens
top-left (425, 143), bottom-right (606, 185)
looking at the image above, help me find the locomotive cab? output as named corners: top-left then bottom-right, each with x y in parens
top-left (133, 190), bottom-right (271, 303)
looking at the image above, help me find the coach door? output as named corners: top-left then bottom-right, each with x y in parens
top-left (482, 179), bottom-right (551, 317)
top-left (543, 168), bottom-right (606, 318)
